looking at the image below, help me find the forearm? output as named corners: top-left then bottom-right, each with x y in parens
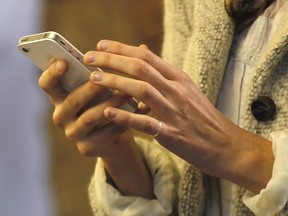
top-left (218, 123), bottom-right (274, 194)
top-left (102, 131), bottom-right (154, 199)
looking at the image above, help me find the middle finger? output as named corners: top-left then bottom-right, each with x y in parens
top-left (90, 71), bottom-right (173, 116)
top-left (65, 91), bottom-right (132, 141)
top-left (57, 81), bottom-right (110, 124)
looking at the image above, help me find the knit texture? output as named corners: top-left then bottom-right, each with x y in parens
top-left (88, 0), bottom-right (288, 214)
top-left (162, 0), bottom-right (288, 215)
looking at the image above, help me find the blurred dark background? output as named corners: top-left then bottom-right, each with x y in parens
top-left (43, 1), bottom-right (163, 215)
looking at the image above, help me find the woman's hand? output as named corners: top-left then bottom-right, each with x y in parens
top-left (38, 60), bottom-right (136, 158)
top-left (38, 59), bottom-right (154, 198)
top-left (84, 40), bottom-right (274, 193)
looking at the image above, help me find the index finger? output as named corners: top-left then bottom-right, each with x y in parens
top-left (95, 40), bottom-right (179, 80)
top-left (38, 60), bottom-right (68, 102)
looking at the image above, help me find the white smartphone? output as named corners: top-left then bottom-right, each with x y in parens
top-left (17, 31), bottom-right (137, 112)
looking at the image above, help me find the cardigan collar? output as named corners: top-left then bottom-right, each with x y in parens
top-left (190, 0), bottom-right (288, 106)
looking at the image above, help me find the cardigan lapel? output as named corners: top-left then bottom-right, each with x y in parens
top-left (180, 1), bottom-right (288, 216)
top-left (236, 7), bottom-right (288, 216)
top-left (243, 8), bottom-right (288, 133)
top-left (182, 0), bottom-right (235, 105)
top-left (179, 1), bottom-right (235, 215)
top-left (249, 10), bottom-right (288, 100)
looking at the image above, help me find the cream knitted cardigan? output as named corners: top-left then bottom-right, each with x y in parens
top-left (88, 0), bottom-right (288, 215)
top-left (162, 0), bottom-right (288, 215)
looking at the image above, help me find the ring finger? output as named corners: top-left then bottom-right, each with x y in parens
top-left (90, 71), bottom-right (173, 116)
top-left (64, 92), bottom-right (133, 141)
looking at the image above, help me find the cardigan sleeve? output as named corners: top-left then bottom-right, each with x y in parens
top-left (88, 137), bottom-right (179, 216)
top-left (243, 129), bottom-right (288, 216)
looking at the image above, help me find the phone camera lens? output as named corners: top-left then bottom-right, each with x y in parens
top-left (22, 48), bottom-right (30, 53)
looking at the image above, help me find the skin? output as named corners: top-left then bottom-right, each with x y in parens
top-left (39, 40), bottom-right (274, 199)
top-left (39, 59), bottom-right (154, 198)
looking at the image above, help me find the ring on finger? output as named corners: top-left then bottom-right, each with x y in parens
top-left (152, 121), bottom-right (163, 138)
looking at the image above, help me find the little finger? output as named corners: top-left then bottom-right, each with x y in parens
top-left (104, 107), bottom-right (165, 138)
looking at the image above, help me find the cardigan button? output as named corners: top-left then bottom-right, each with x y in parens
top-left (251, 96), bottom-right (276, 121)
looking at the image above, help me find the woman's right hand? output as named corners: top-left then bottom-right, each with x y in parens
top-left (39, 59), bottom-right (154, 198)
top-left (38, 59), bottom-right (134, 159)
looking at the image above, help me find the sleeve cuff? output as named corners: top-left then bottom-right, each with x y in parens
top-left (89, 137), bottom-right (179, 216)
top-left (243, 129), bottom-right (288, 216)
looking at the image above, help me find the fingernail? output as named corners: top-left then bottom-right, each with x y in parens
top-left (85, 53), bottom-right (96, 63)
top-left (91, 72), bottom-right (103, 82)
top-left (98, 40), bottom-right (109, 51)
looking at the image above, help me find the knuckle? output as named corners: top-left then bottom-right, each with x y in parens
top-left (52, 110), bottom-right (63, 127)
top-left (81, 115), bottom-right (95, 127)
top-left (132, 59), bottom-right (149, 75)
top-left (87, 82), bottom-right (102, 92)
top-left (38, 75), bottom-right (48, 91)
top-left (65, 127), bottom-right (77, 142)
top-left (65, 95), bottom-right (81, 110)
top-left (173, 87), bottom-right (190, 108)
top-left (38, 63), bottom-right (66, 92)
top-left (113, 41), bottom-right (123, 53)
top-left (177, 90), bottom-right (187, 100)
top-left (120, 113), bottom-right (130, 125)
top-left (142, 48), bottom-right (155, 63)
top-left (138, 83), bottom-right (153, 100)
top-left (77, 145), bottom-right (90, 156)
top-left (101, 52), bottom-right (112, 66)
top-left (178, 71), bottom-right (191, 82)
top-left (143, 120), bottom-right (155, 133)
top-left (76, 143), bottom-right (97, 157)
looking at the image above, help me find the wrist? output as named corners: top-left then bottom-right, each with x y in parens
top-left (220, 126), bottom-right (274, 193)
top-left (101, 130), bottom-right (136, 164)
top-left (102, 131), bottom-right (154, 199)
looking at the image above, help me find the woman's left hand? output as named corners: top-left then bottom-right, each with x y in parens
top-left (83, 40), bottom-right (274, 193)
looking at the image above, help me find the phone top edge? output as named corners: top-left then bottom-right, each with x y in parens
top-left (18, 31), bottom-right (59, 45)
top-left (17, 31), bottom-right (64, 47)
top-left (18, 31), bottom-right (84, 55)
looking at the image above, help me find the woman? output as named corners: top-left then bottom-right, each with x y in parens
top-left (39, 0), bottom-right (288, 215)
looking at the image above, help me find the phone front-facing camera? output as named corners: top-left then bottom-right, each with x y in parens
top-left (22, 48), bottom-right (30, 53)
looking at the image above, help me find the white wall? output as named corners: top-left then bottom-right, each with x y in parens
top-left (0, 0), bottom-right (55, 215)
